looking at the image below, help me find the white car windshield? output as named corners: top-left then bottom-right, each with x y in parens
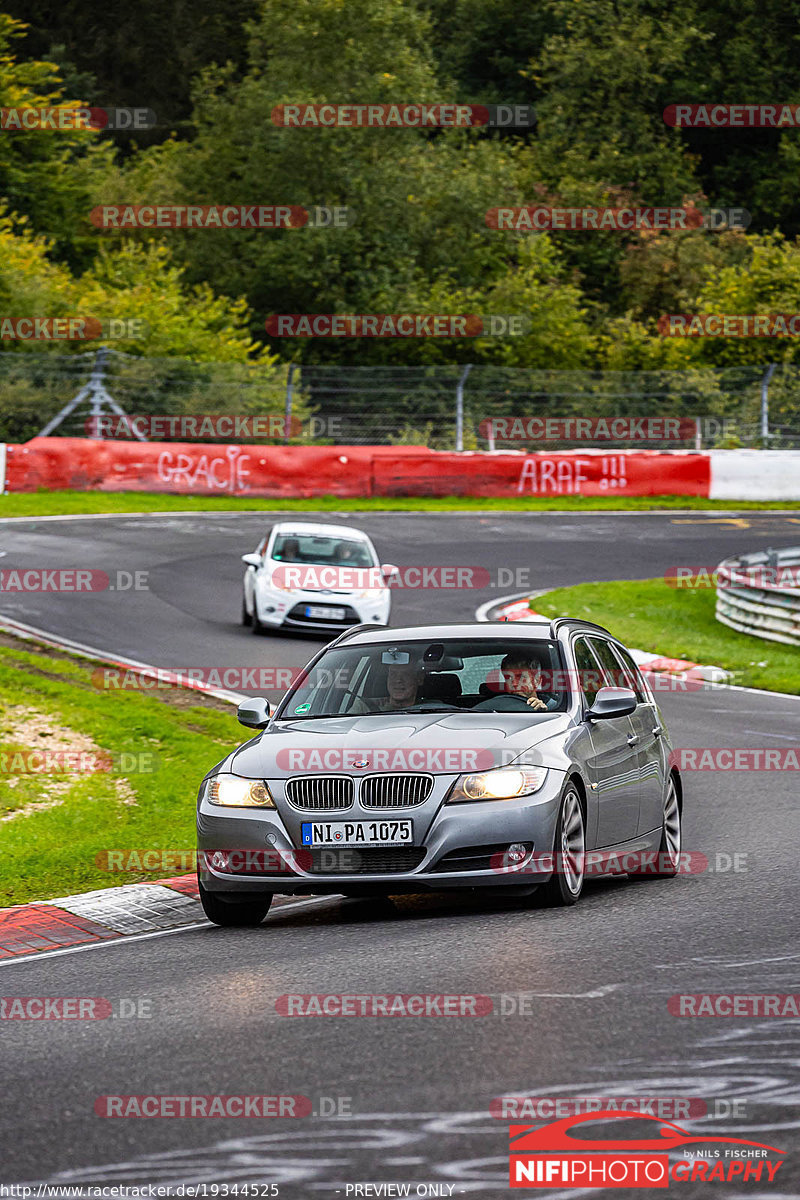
top-left (271, 533), bottom-right (375, 568)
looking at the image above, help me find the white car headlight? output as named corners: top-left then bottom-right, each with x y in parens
top-left (446, 766), bottom-right (548, 803)
top-left (207, 775), bottom-right (275, 808)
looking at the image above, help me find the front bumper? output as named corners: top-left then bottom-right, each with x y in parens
top-left (197, 771), bottom-right (567, 895)
top-left (255, 584), bottom-right (390, 632)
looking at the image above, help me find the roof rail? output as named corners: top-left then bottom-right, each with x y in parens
top-left (326, 623), bottom-right (387, 649)
top-left (550, 617), bottom-right (613, 638)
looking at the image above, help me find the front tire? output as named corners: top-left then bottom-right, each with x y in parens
top-left (251, 603), bottom-right (270, 636)
top-left (199, 880), bottom-right (273, 927)
top-left (241, 594), bottom-right (252, 627)
top-left (539, 784), bottom-right (585, 907)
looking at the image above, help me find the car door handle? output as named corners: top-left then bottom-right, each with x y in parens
top-left (627, 734), bottom-right (639, 746)
top-left (652, 726), bottom-right (663, 737)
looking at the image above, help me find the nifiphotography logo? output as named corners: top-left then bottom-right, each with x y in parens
top-left (508, 1111), bottom-right (785, 1188)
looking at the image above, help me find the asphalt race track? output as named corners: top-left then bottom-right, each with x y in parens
top-left (1, 510), bottom-right (799, 1196)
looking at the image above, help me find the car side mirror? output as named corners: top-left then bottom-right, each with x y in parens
top-left (586, 686), bottom-right (637, 721)
top-left (381, 563), bottom-right (400, 579)
top-left (241, 553), bottom-right (262, 568)
top-left (237, 697), bottom-right (272, 728)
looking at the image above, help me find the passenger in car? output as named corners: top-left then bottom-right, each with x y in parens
top-left (379, 662), bottom-right (425, 711)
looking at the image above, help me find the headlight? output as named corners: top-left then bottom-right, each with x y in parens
top-left (446, 766), bottom-right (548, 803)
top-left (207, 775), bottom-right (275, 808)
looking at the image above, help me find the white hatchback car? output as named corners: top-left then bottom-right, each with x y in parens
top-left (242, 522), bottom-right (395, 635)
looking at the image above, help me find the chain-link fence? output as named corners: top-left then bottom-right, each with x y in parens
top-left (0, 350), bottom-right (294, 444)
top-left (299, 364), bottom-right (800, 449)
top-left (2, 351), bottom-right (800, 449)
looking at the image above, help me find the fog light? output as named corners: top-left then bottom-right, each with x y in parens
top-left (506, 843), bottom-right (528, 864)
top-left (208, 850), bottom-right (229, 871)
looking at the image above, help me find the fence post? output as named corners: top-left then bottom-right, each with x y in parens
top-left (760, 363), bottom-right (777, 443)
top-left (285, 363), bottom-right (296, 444)
top-left (455, 363), bottom-right (473, 451)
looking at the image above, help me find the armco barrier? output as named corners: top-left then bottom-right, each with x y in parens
top-left (4, 439), bottom-right (711, 499)
top-left (716, 547), bottom-right (800, 646)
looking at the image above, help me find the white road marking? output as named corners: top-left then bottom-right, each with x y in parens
top-left (0, 896), bottom-right (339, 967)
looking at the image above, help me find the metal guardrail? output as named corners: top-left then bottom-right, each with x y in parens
top-left (715, 546), bottom-right (800, 646)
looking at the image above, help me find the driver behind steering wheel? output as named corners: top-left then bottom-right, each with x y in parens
top-left (500, 652), bottom-right (559, 712)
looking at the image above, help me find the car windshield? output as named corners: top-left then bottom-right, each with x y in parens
top-left (271, 533), bottom-right (375, 568)
top-left (278, 638), bottom-right (570, 718)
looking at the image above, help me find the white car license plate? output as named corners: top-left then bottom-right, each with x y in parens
top-left (301, 820), bottom-right (413, 847)
top-left (305, 605), bottom-right (346, 620)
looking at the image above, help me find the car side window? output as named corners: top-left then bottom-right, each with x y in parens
top-left (586, 636), bottom-right (629, 694)
top-left (572, 637), bottom-right (605, 707)
top-left (609, 643), bottom-right (647, 703)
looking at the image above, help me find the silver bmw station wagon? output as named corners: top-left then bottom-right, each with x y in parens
top-left (197, 620), bottom-right (683, 925)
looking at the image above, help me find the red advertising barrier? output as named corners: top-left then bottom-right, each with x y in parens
top-left (4, 439), bottom-right (430, 498)
top-left (3, 439), bottom-right (712, 498)
top-left (373, 450), bottom-right (711, 498)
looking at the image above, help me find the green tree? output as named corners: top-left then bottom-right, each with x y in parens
top-left (0, 14), bottom-right (115, 267)
top-left (0, 205), bottom-right (268, 359)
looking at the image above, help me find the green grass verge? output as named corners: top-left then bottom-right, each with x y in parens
top-left (0, 636), bottom-right (238, 907)
top-left (532, 578), bottom-right (800, 694)
top-left (1, 490), bottom-right (799, 517)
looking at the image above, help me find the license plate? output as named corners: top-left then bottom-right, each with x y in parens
top-left (301, 820), bottom-right (413, 847)
top-left (305, 605), bottom-right (346, 620)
